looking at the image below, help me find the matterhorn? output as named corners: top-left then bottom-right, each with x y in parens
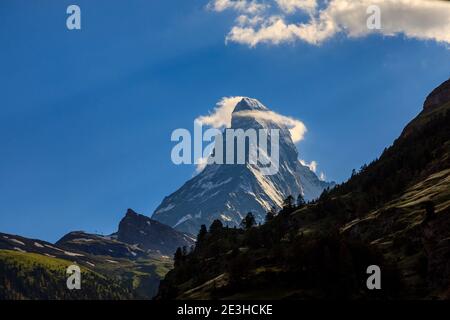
top-left (152, 98), bottom-right (334, 234)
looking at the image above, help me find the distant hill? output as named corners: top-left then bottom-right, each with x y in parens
top-left (0, 208), bottom-right (194, 299)
top-left (115, 209), bottom-right (195, 255)
top-left (156, 78), bottom-right (450, 300)
top-left (0, 249), bottom-right (132, 300)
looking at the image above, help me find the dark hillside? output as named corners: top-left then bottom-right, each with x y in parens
top-left (156, 78), bottom-right (450, 300)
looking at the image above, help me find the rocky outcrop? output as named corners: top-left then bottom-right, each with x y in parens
top-left (424, 78), bottom-right (450, 111)
top-left (117, 209), bottom-right (195, 254)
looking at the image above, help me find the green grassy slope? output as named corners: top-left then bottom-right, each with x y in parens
top-left (0, 250), bottom-right (132, 300)
top-left (0, 225), bottom-right (175, 299)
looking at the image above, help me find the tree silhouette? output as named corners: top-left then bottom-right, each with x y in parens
top-left (210, 219), bottom-right (224, 234)
top-left (265, 208), bottom-right (275, 223)
top-left (296, 193), bottom-right (306, 208)
top-left (283, 195), bottom-right (294, 210)
top-left (174, 247), bottom-right (183, 267)
top-left (241, 212), bottom-right (256, 230)
top-left (197, 224), bottom-right (208, 247)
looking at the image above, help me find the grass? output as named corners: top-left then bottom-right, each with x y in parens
top-left (0, 249), bottom-right (91, 274)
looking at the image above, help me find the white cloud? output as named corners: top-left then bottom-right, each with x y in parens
top-left (300, 159), bottom-right (317, 172)
top-left (195, 156), bottom-right (209, 174)
top-left (194, 96), bottom-right (243, 173)
top-left (208, 0), bottom-right (268, 14)
top-left (236, 14), bottom-right (265, 26)
top-left (300, 159), bottom-right (328, 181)
top-left (227, 15), bottom-right (336, 46)
top-left (196, 96), bottom-right (307, 143)
top-left (195, 97), bottom-right (326, 177)
top-left (195, 96), bottom-right (244, 128)
top-left (234, 109), bottom-right (307, 143)
top-left (210, 0), bottom-right (450, 47)
top-left (319, 172), bottom-right (326, 181)
top-left (276, 0), bottom-right (318, 14)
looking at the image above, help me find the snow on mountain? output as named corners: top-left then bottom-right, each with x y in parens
top-left (152, 97), bottom-right (334, 234)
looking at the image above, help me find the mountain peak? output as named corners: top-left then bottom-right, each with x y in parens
top-left (126, 208), bottom-right (138, 217)
top-left (153, 98), bottom-right (333, 234)
top-left (233, 97), bottom-right (268, 113)
top-left (118, 209), bottom-right (195, 254)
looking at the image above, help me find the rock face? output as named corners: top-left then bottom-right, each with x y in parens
top-left (152, 98), bottom-right (334, 234)
top-left (54, 209), bottom-right (195, 257)
top-left (401, 78), bottom-right (450, 139)
top-left (424, 78), bottom-right (450, 111)
top-left (116, 209), bottom-right (195, 254)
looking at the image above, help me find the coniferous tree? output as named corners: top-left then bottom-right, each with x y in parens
top-left (296, 193), bottom-right (306, 208)
top-left (197, 224), bottom-right (208, 246)
top-left (174, 247), bottom-right (183, 267)
top-left (210, 219), bottom-right (224, 234)
top-left (241, 212), bottom-right (256, 230)
top-left (283, 195), bottom-right (294, 210)
top-left (265, 209), bottom-right (275, 223)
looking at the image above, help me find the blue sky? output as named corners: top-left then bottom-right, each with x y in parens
top-left (1, 0), bottom-right (449, 242)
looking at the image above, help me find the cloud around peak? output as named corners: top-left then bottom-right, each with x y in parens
top-left (194, 96), bottom-right (326, 178)
top-left (207, 0), bottom-right (450, 47)
top-left (195, 96), bottom-right (307, 143)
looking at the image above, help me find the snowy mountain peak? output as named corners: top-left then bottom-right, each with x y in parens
top-left (233, 97), bottom-right (268, 113)
top-left (152, 98), bottom-right (334, 234)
